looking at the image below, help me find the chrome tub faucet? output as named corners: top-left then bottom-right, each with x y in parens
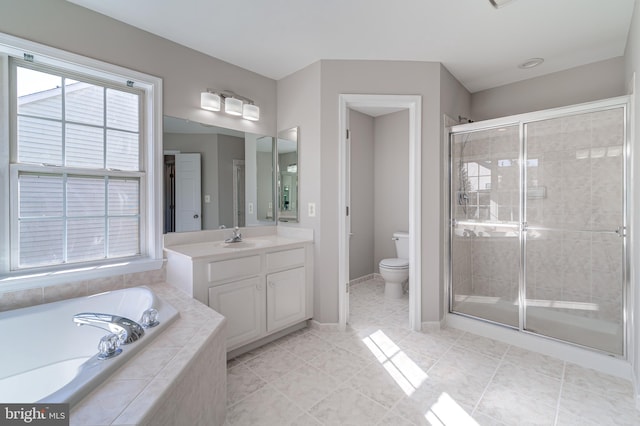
top-left (73, 312), bottom-right (145, 344)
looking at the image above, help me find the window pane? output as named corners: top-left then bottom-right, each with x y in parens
top-left (66, 124), bottom-right (104, 168)
top-left (19, 174), bottom-right (63, 217)
top-left (67, 218), bottom-right (105, 262)
top-left (17, 67), bottom-right (62, 119)
top-left (19, 220), bottom-right (64, 267)
top-left (106, 129), bottom-right (139, 170)
top-left (67, 176), bottom-right (105, 216)
top-left (108, 179), bottom-right (139, 215)
top-left (108, 217), bottom-right (139, 257)
top-left (18, 116), bottom-right (62, 165)
top-left (66, 81), bottom-right (104, 126)
top-left (106, 89), bottom-right (138, 132)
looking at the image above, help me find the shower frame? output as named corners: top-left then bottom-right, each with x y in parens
top-left (447, 96), bottom-right (630, 358)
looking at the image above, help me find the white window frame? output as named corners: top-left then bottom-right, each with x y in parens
top-left (0, 33), bottom-right (163, 291)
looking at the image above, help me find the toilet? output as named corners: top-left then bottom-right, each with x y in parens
top-left (379, 231), bottom-right (409, 299)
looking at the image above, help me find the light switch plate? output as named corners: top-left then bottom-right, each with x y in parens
top-left (308, 202), bottom-right (316, 217)
top-left (248, 203), bottom-right (254, 214)
top-left (204, 195), bottom-right (211, 203)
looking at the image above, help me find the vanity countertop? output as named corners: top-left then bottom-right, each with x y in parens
top-left (164, 234), bottom-right (312, 260)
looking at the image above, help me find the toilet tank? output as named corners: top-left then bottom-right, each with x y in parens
top-left (393, 231), bottom-right (409, 259)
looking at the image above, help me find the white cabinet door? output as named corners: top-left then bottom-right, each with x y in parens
top-left (209, 277), bottom-right (264, 349)
top-left (266, 267), bottom-right (306, 332)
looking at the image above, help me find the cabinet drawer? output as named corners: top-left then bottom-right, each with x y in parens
top-left (208, 255), bottom-right (261, 282)
top-left (266, 247), bottom-right (305, 271)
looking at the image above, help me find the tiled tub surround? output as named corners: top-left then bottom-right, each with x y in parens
top-left (226, 278), bottom-right (640, 425)
top-left (0, 286), bottom-right (179, 406)
top-left (70, 282), bottom-right (227, 426)
top-left (0, 267), bottom-right (167, 312)
top-left (1, 274), bottom-right (227, 425)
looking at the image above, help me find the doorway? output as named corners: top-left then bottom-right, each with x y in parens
top-left (338, 94), bottom-right (422, 331)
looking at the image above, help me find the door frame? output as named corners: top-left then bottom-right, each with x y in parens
top-left (338, 94), bottom-right (422, 331)
top-left (233, 159), bottom-right (245, 227)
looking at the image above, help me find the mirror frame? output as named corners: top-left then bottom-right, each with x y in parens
top-left (277, 127), bottom-right (299, 223)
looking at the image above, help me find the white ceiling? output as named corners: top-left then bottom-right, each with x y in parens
top-left (68, 0), bottom-right (635, 93)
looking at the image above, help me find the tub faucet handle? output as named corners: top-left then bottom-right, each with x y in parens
top-left (140, 308), bottom-right (159, 328)
top-left (98, 333), bottom-right (123, 360)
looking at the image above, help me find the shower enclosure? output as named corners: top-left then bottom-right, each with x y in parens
top-left (449, 98), bottom-right (628, 356)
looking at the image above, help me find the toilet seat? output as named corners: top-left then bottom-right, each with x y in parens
top-left (379, 258), bottom-right (409, 269)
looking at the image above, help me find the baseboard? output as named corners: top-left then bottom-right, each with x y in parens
top-left (348, 274), bottom-right (381, 285)
top-left (421, 319), bottom-right (445, 332)
top-left (308, 319), bottom-right (342, 332)
top-left (227, 321), bottom-right (308, 359)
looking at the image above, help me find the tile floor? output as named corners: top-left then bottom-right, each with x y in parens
top-left (225, 278), bottom-right (640, 425)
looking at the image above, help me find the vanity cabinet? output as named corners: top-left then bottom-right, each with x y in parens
top-left (165, 237), bottom-right (313, 353)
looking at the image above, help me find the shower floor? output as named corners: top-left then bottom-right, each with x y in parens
top-left (453, 297), bottom-right (623, 355)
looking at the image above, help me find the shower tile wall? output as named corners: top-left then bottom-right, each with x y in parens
top-left (526, 108), bottom-right (624, 325)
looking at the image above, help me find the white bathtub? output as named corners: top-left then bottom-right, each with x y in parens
top-left (0, 286), bottom-right (178, 406)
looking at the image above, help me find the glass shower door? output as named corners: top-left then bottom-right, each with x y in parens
top-left (524, 107), bottom-right (626, 354)
top-left (450, 125), bottom-right (521, 328)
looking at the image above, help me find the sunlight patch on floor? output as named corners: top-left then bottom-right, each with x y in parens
top-left (425, 392), bottom-right (479, 426)
top-left (362, 329), bottom-right (427, 396)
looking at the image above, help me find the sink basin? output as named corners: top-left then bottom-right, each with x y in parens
top-left (218, 239), bottom-right (270, 249)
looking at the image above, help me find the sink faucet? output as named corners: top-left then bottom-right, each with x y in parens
top-left (224, 226), bottom-right (243, 243)
top-left (73, 312), bottom-right (145, 344)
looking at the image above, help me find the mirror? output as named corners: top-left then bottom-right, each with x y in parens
top-left (277, 127), bottom-right (299, 222)
top-left (163, 116), bottom-right (275, 232)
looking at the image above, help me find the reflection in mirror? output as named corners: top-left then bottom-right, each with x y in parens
top-left (277, 127), bottom-right (299, 223)
top-left (163, 116), bottom-right (275, 233)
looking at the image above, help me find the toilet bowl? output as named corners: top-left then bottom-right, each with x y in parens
top-left (379, 231), bottom-right (409, 299)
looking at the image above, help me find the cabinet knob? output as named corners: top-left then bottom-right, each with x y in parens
top-left (193, 214), bottom-right (199, 219)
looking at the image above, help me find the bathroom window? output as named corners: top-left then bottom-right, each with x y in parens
top-left (0, 35), bottom-right (163, 283)
top-left (10, 61), bottom-right (142, 269)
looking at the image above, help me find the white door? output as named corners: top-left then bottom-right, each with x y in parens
top-left (175, 153), bottom-right (202, 232)
top-left (266, 267), bottom-right (306, 332)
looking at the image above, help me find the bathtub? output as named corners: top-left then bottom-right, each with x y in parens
top-left (0, 286), bottom-right (178, 406)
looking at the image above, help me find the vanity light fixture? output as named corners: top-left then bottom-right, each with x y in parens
top-left (200, 92), bottom-right (221, 111)
top-left (200, 89), bottom-right (260, 121)
top-left (224, 96), bottom-right (243, 116)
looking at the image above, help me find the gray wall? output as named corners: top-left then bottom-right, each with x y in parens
top-left (276, 62), bottom-right (325, 318)
top-left (277, 59), bottom-right (454, 324)
top-left (624, 0), bottom-right (640, 404)
top-left (471, 57), bottom-right (626, 121)
top-left (374, 110), bottom-right (409, 267)
top-left (0, 0), bottom-right (277, 137)
top-left (164, 133), bottom-right (220, 229)
top-left (349, 110), bottom-right (375, 280)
